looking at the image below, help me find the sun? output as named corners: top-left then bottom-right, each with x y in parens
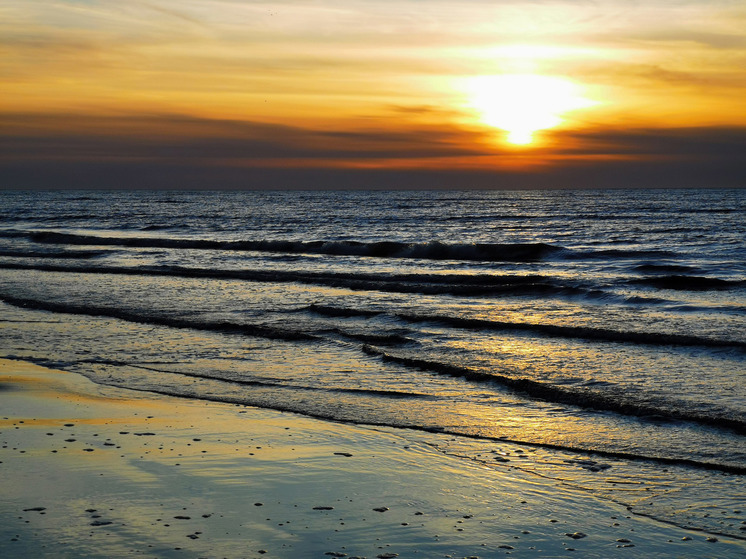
top-left (464, 74), bottom-right (596, 145)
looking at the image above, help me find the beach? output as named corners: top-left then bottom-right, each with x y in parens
top-left (1, 357), bottom-right (743, 559)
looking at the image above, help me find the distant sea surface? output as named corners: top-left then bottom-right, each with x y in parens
top-left (1, 189), bottom-right (745, 536)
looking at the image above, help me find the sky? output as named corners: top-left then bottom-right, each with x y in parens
top-left (1, 0), bottom-right (745, 189)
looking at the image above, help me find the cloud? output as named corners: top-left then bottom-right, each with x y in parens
top-left (554, 125), bottom-right (746, 158)
top-left (0, 112), bottom-right (489, 164)
top-left (2, 112), bottom-right (744, 190)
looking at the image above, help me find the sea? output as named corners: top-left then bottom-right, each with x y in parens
top-left (1, 188), bottom-right (744, 538)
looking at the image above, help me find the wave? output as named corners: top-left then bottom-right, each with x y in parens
top-left (2, 260), bottom-right (743, 349)
top-left (6, 230), bottom-right (566, 262)
top-left (630, 275), bottom-right (745, 291)
top-left (64, 366), bottom-right (743, 476)
top-left (307, 304), bottom-right (746, 352)
top-left (140, 225), bottom-right (175, 231)
top-left (327, 329), bottom-right (414, 346)
top-left (9, 290), bottom-right (742, 428)
top-left (83, 359), bottom-right (432, 400)
top-left (681, 207), bottom-right (739, 214)
top-left (633, 264), bottom-right (702, 274)
top-left (2, 261), bottom-right (742, 349)
top-left (570, 248), bottom-right (678, 260)
top-left (0, 261), bottom-right (593, 298)
top-left (5, 229), bottom-right (703, 265)
top-left (0, 249), bottom-right (108, 260)
top-left (361, 345), bottom-right (746, 436)
top-left (5, 352), bottom-right (746, 474)
top-left (309, 304), bottom-right (382, 318)
top-left (0, 294), bottom-right (317, 342)
top-left (14, 353), bottom-right (742, 476)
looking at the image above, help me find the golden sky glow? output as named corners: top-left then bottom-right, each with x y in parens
top-left (463, 74), bottom-right (597, 145)
top-left (1, 1), bottom-right (745, 188)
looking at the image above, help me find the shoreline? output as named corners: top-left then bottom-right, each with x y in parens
top-left (1, 357), bottom-right (744, 558)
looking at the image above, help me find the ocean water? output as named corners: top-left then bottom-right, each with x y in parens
top-left (1, 188), bottom-right (744, 537)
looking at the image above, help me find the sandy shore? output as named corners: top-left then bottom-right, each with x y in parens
top-left (1, 358), bottom-right (743, 559)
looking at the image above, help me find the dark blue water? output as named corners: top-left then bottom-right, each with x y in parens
top-left (1, 188), bottom-right (744, 536)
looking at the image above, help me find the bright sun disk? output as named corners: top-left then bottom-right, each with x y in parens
top-left (465, 74), bottom-right (596, 145)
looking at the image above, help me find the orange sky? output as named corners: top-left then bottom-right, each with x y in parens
top-left (2, 1), bottom-right (745, 188)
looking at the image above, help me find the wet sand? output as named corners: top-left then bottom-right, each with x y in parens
top-left (1, 358), bottom-right (744, 558)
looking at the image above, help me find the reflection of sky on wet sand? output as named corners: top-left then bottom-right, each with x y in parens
top-left (3, 359), bottom-right (744, 557)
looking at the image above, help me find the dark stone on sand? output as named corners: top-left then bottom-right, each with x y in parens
top-left (373, 507), bottom-right (389, 512)
top-left (64, 424), bottom-right (74, 427)
top-left (499, 544), bottom-right (515, 549)
top-left (90, 520), bottom-right (112, 526)
top-left (313, 506), bottom-right (334, 510)
top-left (334, 452), bottom-right (353, 457)
top-left (186, 534), bottom-right (199, 539)
top-left (325, 553), bottom-right (347, 557)
top-left (174, 516), bottom-right (191, 520)
top-left (706, 537), bottom-right (718, 542)
top-left (566, 532), bottom-right (587, 539)
top-left (86, 509), bottom-right (97, 513)
top-left (83, 448), bottom-right (94, 452)
top-left (23, 507), bottom-right (46, 512)
top-left (377, 554), bottom-right (398, 559)
top-left (134, 432), bottom-right (156, 436)
top-left (254, 503), bottom-right (264, 507)
top-left (616, 538), bottom-right (631, 543)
